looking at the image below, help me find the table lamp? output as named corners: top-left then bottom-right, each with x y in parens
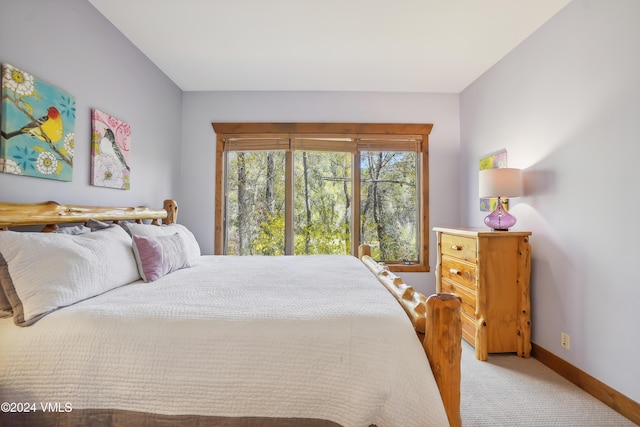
top-left (479, 168), bottom-right (523, 231)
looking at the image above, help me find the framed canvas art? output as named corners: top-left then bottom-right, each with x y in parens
top-left (0, 63), bottom-right (76, 181)
top-left (479, 149), bottom-right (508, 212)
top-left (90, 108), bottom-right (131, 190)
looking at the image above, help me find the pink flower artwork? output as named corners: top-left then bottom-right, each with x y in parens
top-left (90, 108), bottom-right (130, 189)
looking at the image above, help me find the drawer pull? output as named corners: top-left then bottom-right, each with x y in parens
top-left (450, 244), bottom-right (462, 251)
top-left (449, 268), bottom-right (462, 276)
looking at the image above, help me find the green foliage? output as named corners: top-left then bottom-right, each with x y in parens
top-left (293, 151), bottom-right (351, 255)
top-left (360, 151), bottom-right (418, 262)
top-left (226, 151), bottom-right (286, 255)
top-left (252, 214), bottom-right (285, 256)
top-left (225, 149), bottom-right (418, 261)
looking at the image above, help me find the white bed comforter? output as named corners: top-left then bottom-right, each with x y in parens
top-left (0, 255), bottom-right (448, 426)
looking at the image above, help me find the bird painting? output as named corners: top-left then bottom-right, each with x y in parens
top-left (1, 106), bottom-right (64, 143)
top-left (1, 63), bottom-right (75, 181)
top-left (100, 128), bottom-right (130, 171)
top-left (90, 108), bottom-right (131, 190)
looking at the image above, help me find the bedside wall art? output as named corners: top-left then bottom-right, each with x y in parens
top-left (91, 108), bottom-right (131, 190)
top-left (479, 149), bottom-right (508, 212)
top-left (0, 63), bottom-right (76, 181)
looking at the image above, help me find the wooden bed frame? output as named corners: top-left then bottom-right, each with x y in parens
top-left (0, 199), bottom-right (462, 427)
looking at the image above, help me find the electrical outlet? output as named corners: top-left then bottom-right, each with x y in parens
top-left (561, 332), bottom-right (570, 350)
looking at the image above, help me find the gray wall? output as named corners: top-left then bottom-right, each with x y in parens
top-left (179, 91), bottom-right (461, 295)
top-left (0, 0), bottom-right (182, 207)
top-left (460, 0), bottom-right (640, 402)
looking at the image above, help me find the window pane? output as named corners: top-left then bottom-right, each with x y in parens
top-left (293, 151), bottom-right (352, 255)
top-left (226, 151), bottom-right (286, 255)
top-left (360, 151), bottom-right (418, 262)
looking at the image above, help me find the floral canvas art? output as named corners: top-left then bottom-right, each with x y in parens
top-left (0, 64), bottom-right (76, 181)
top-left (91, 108), bottom-right (131, 190)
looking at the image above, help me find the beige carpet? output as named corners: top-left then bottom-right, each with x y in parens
top-left (460, 341), bottom-right (637, 426)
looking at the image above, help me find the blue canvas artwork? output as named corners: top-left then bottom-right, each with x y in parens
top-left (1, 63), bottom-right (76, 181)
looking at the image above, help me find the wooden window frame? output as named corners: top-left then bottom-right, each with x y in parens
top-left (212, 123), bottom-right (432, 272)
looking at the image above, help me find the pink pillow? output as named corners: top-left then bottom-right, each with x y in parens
top-left (132, 233), bottom-right (191, 282)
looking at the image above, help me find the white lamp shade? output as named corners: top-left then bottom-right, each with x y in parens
top-left (479, 168), bottom-right (523, 198)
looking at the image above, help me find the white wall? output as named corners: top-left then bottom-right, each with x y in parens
top-left (0, 0), bottom-right (182, 207)
top-left (180, 91), bottom-right (461, 295)
top-left (460, 0), bottom-right (640, 401)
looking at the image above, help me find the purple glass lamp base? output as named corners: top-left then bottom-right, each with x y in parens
top-left (484, 197), bottom-right (517, 231)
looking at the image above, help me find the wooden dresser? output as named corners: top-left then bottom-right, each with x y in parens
top-left (433, 227), bottom-right (532, 361)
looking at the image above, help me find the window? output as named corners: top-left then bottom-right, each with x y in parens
top-left (213, 123), bottom-right (432, 272)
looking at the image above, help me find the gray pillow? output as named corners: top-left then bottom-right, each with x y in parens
top-left (86, 218), bottom-right (114, 231)
top-left (54, 224), bottom-right (91, 235)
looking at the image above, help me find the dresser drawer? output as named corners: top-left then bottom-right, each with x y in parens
top-left (441, 234), bottom-right (477, 262)
top-left (460, 311), bottom-right (476, 346)
top-left (441, 257), bottom-right (476, 291)
top-left (440, 277), bottom-right (476, 319)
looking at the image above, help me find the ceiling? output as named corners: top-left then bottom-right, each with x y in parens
top-left (88, 0), bottom-right (572, 93)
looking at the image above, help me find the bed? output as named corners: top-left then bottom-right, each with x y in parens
top-left (0, 199), bottom-right (461, 427)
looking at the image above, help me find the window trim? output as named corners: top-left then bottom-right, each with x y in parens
top-left (212, 123), bottom-right (432, 272)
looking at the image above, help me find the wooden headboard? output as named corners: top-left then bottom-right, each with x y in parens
top-left (0, 199), bottom-right (178, 231)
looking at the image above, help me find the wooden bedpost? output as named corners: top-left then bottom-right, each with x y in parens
top-left (357, 244), bottom-right (371, 258)
top-left (163, 199), bottom-right (178, 224)
top-left (424, 293), bottom-right (462, 427)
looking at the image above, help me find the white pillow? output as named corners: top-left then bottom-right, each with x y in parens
top-left (0, 226), bottom-right (141, 326)
top-left (121, 223), bottom-right (201, 264)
